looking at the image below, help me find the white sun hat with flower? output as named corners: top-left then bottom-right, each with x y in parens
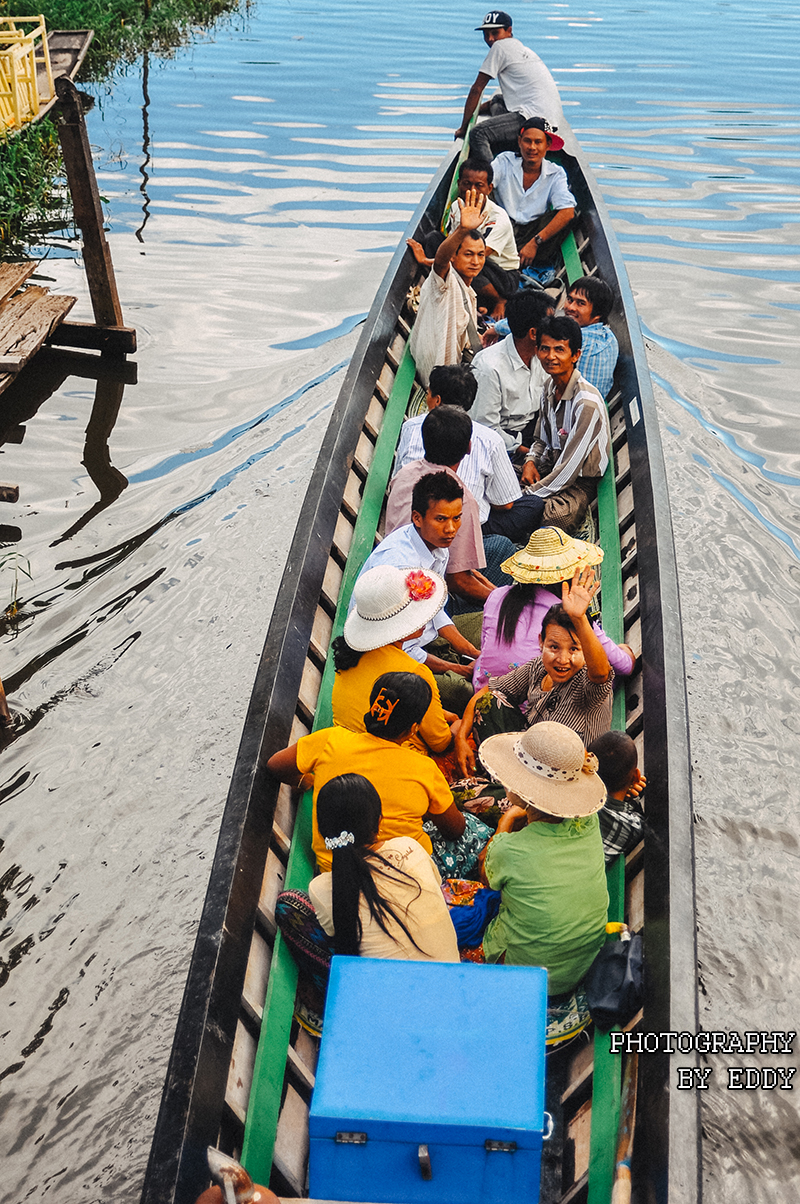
top-left (343, 564), bottom-right (447, 652)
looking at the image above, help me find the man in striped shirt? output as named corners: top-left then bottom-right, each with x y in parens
top-left (521, 315), bottom-right (610, 535)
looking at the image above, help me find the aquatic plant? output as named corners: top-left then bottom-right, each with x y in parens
top-left (0, 550), bottom-right (32, 620)
top-left (0, 118), bottom-right (72, 247)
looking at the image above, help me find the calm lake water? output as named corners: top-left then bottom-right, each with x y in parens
top-left (1, 0), bottom-right (799, 1200)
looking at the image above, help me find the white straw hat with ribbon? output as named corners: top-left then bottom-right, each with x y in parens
top-left (343, 564), bottom-right (447, 652)
top-left (479, 721), bottom-right (607, 818)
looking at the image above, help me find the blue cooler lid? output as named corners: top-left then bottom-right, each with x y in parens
top-left (310, 959), bottom-right (547, 1147)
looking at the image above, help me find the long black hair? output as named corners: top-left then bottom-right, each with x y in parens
top-left (496, 581), bottom-right (560, 646)
top-left (317, 774), bottom-right (425, 957)
top-left (363, 672), bottom-right (432, 740)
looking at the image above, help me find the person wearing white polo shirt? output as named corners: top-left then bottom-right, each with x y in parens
top-left (492, 118), bottom-right (576, 268)
top-left (455, 10), bottom-right (564, 163)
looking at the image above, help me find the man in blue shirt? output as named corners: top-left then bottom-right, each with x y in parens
top-left (563, 276), bottom-right (619, 398)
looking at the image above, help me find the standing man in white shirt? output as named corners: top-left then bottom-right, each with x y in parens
top-left (455, 10), bottom-right (564, 163)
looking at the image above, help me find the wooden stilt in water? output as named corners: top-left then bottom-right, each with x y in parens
top-left (54, 77), bottom-right (136, 356)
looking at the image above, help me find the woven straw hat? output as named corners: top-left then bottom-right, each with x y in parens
top-left (479, 721), bottom-right (607, 818)
top-left (343, 565), bottom-right (447, 652)
top-left (500, 526), bottom-right (603, 585)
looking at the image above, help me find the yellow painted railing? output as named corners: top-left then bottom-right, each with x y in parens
top-left (0, 16), bottom-right (54, 132)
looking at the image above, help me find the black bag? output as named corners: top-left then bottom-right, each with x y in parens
top-left (585, 932), bottom-right (643, 1031)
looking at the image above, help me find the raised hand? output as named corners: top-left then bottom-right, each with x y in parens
top-left (456, 187), bottom-right (486, 232)
top-left (561, 566), bottom-right (601, 622)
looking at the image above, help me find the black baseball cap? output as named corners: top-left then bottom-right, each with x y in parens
top-left (475, 10), bottom-right (513, 30)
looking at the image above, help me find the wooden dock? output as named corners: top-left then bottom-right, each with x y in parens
top-left (0, 262), bottom-right (77, 395)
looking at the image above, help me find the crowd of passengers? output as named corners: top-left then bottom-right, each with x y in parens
top-left (267, 9), bottom-right (646, 1036)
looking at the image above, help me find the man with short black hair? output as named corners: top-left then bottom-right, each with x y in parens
top-left (393, 365), bottom-right (523, 525)
top-left (521, 315), bottom-right (611, 534)
top-left (387, 408), bottom-right (493, 607)
top-left (455, 11), bottom-right (563, 163)
top-left (563, 275), bottom-right (619, 397)
top-left (407, 191), bottom-right (486, 387)
top-left (355, 471), bottom-right (481, 711)
top-left (471, 289), bottom-right (552, 451)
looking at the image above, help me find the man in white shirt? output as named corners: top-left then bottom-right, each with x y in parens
top-left (407, 189), bottom-right (486, 387)
top-left (471, 289), bottom-right (552, 452)
top-left (414, 159), bottom-right (520, 319)
top-left (356, 472), bottom-right (481, 711)
top-left (492, 118), bottom-right (576, 268)
top-left (393, 364), bottom-right (523, 527)
top-left (455, 10), bottom-right (564, 163)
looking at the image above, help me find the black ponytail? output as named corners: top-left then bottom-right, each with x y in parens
top-left (317, 774), bottom-right (426, 957)
top-left (332, 634), bottom-right (363, 673)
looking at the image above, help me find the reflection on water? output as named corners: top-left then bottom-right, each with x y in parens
top-left (0, 0), bottom-right (799, 1200)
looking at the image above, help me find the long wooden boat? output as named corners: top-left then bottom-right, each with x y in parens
top-left (141, 123), bottom-right (701, 1204)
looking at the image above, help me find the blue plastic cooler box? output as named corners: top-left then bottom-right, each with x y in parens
top-left (309, 957), bottom-right (548, 1204)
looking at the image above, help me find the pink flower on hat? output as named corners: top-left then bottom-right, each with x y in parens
top-left (405, 569), bottom-right (436, 601)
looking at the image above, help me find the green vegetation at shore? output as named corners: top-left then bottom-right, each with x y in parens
top-left (0, 117), bottom-right (70, 244)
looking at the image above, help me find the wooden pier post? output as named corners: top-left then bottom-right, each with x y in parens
top-left (54, 77), bottom-right (136, 356)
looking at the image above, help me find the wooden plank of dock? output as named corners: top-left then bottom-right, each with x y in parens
top-left (0, 263), bottom-right (37, 306)
top-left (0, 286), bottom-right (77, 396)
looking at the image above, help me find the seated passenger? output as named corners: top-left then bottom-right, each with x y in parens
top-left (407, 188), bottom-right (486, 387)
top-left (356, 472), bottom-right (480, 713)
top-left (473, 527), bottom-right (635, 687)
top-left (421, 159), bottom-right (520, 296)
top-left (587, 729), bottom-right (645, 866)
top-left (563, 275), bottom-right (619, 398)
top-left (331, 564), bottom-right (458, 757)
top-left (267, 672), bottom-right (487, 878)
top-left (491, 118), bottom-right (575, 269)
top-left (471, 289), bottom-right (552, 455)
top-left (394, 364), bottom-right (524, 527)
top-left (520, 315), bottom-right (611, 536)
top-left (476, 721), bottom-right (609, 990)
top-left (456, 565), bottom-right (613, 775)
top-left (386, 407), bottom-right (497, 607)
top-left (275, 774), bottom-right (459, 988)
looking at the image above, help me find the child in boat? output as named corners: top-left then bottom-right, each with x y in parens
top-left (276, 773), bottom-right (459, 985)
top-left (452, 721), bottom-right (608, 992)
top-left (455, 564), bottom-right (614, 776)
top-left (587, 729), bottom-right (645, 865)
top-left (473, 526), bottom-right (635, 687)
top-left (331, 564), bottom-right (458, 757)
top-left (268, 671), bottom-right (490, 878)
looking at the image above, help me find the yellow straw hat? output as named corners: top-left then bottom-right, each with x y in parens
top-left (500, 526), bottom-right (603, 585)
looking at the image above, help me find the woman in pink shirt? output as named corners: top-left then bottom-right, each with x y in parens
top-left (472, 527), bottom-right (635, 688)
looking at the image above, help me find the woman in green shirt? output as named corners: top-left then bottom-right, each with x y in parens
top-left (478, 720), bottom-right (609, 994)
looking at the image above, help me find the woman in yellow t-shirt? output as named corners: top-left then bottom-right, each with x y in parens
top-left (268, 671), bottom-right (467, 873)
top-left (331, 564), bottom-right (457, 756)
